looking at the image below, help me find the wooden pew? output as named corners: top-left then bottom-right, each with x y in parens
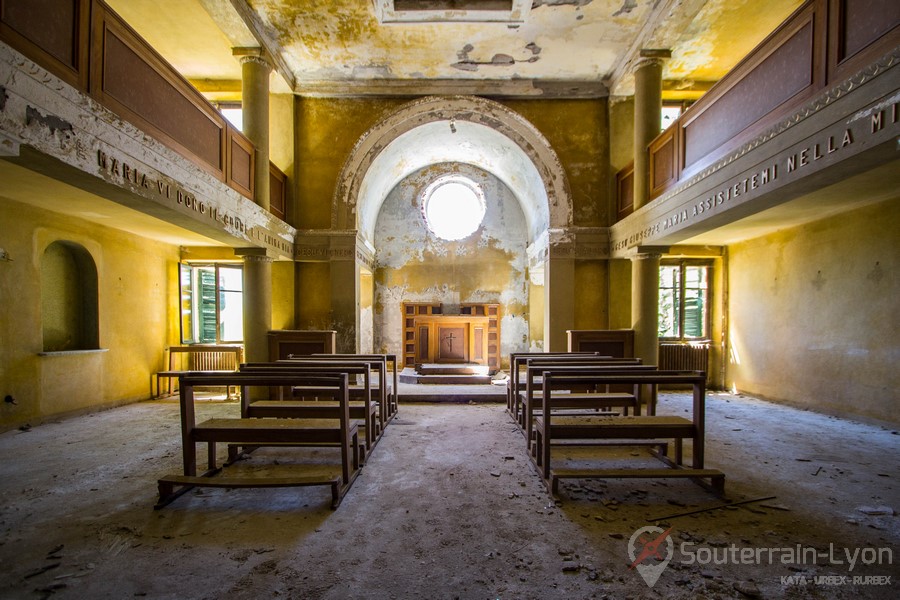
top-left (239, 362), bottom-right (380, 461)
top-left (314, 354), bottom-right (399, 422)
top-left (156, 372), bottom-right (360, 509)
top-left (512, 356), bottom-right (643, 427)
top-left (154, 345), bottom-right (243, 398)
top-left (507, 352), bottom-right (601, 416)
top-left (532, 370), bottom-right (725, 497)
top-left (293, 354), bottom-right (394, 426)
top-left (520, 362), bottom-right (653, 443)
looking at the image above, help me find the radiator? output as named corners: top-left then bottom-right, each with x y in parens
top-left (187, 349), bottom-right (240, 371)
top-left (659, 342), bottom-right (709, 372)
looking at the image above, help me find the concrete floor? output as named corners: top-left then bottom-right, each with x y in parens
top-left (0, 391), bottom-right (897, 599)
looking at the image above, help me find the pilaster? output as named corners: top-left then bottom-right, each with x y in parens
top-left (234, 47), bottom-right (272, 211)
top-left (633, 49), bottom-right (670, 210)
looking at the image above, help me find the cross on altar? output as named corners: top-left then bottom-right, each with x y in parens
top-left (442, 331), bottom-right (457, 352)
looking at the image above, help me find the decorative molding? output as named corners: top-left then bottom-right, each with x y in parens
top-left (657, 47), bottom-right (900, 205)
top-left (294, 229), bottom-right (375, 269)
top-left (0, 131), bottom-right (20, 156)
top-left (333, 95), bottom-right (573, 247)
top-left (528, 227), bottom-right (611, 266)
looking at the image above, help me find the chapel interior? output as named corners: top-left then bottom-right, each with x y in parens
top-left (0, 0), bottom-right (897, 597)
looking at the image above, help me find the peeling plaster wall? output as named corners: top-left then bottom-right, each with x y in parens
top-left (294, 97), bottom-right (406, 229)
top-left (501, 98), bottom-right (607, 226)
top-left (727, 198), bottom-right (899, 423)
top-left (0, 199), bottom-right (179, 431)
top-left (373, 163), bottom-right (529, 360)
top-left (360, 269), bottom-right (374, 354)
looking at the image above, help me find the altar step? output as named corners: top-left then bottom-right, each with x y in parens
top-left (399, 365), bottom-right (494, 385)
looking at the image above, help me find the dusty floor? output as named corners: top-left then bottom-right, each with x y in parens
top-left (0, 391), bottom-right (897, 599)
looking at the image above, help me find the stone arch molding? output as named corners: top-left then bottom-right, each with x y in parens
top-left (333, 95), bottom-right (573, 247)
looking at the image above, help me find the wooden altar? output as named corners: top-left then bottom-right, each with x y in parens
top-left (402, 303), bottom-right (500, 371)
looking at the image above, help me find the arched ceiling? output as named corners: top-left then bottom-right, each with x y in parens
top-left (105, 0), bottom-right (803, 102)
top-left (356, 120), bottom-right (549, 245)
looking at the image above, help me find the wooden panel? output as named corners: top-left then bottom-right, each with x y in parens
top-left (267, 330), bottom-right (336, 361)
top-left (649, 128), bottom-right (679, 200)
top-left (615, 162), bottom-right (634, 222)
top-left (437, 326), bottom-right (466, 362)
top-left (418, 326), bottom-right (429, 361)
top-left (269, 162), bottom-right (287, 220)
top-left (828, 0), bottom-right (900, 81)
top-left (227, 125), bottom-right (253, 198)
top-left (474, 327), bottom-right (484, 361)
top-left (91, 5), bottom-right (226, 178)
top-left (683, 17), bottom-right (816, 168)
top-left (0, 0), bottom-right (88, 89)
top-left (567, 330), bottom-right (635, 358)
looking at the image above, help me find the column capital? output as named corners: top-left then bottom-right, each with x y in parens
top-left (629, 245), bottom-right (669, 259)
top-left (233, 47), bottom-right (273, 70)
top-left (234, 247), bottom-right (276, 262)
top-left (633, 49), bottom-right (671, 73)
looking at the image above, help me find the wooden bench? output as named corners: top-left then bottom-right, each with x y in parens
top-left (315, 354), bottom-right (400, 421)
top-left (293, 354), bottom-right (396, 426)
top-left (154, 345), bottom-right (243, 398)
top-left (532, 370), bottom-right (725, 497)
top-left (507, 352), bottom-right (601, 415)
top-left (239, 362), bottom-right (381, 461)
top-left (155, 372), bottom-right (360, 509)
top-left (520, 362), bottom-right (653, 442)
top-left (513, 356), bottom-right (644, 428)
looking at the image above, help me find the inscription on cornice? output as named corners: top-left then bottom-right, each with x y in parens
top-left (97, 149), bottom-right (294, 256)
top-left (612, 95), bottom-right (899, 254)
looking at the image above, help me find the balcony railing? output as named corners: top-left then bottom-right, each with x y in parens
top-left (0, 0), bottom-right (287, 214)
top-left (617, 0), bottom-right (899, 220)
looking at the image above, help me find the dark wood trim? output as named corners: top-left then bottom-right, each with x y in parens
top-left (679, 0), bottom-right (826, 177)
top-left (648, 125), bottom-right (680, 201)
top-left (226, 124), bottom-right (254, 199)
top-left (615, 161), bottom-right (634, 221)
top-left (269, 162), bottom-right (287, 220)
top-left (827, 0), bottom-right (900, 83)
top-left (0, 0), bottom-right (90, 90)
top-left (89, 1), bottom-right (226, 180)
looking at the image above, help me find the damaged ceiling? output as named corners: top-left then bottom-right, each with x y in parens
top-left (106, 0), bottom-right (803, 100)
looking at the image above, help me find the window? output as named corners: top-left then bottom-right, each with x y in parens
top-left (422, 175), bottom-right (486, 241)
top-left (659, 262), bottom-right (710, 340)
top-left (179, 263), bottom-right (243, 344)
top-left (41, 241), bottom-right (99, 351)
top-left (215, 102), bottom-right (243, 131)
top-left (660, 101), bottom-right (692, 132)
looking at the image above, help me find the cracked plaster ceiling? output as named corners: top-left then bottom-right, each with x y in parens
top-left (107, 0), bottom-right (803, 101)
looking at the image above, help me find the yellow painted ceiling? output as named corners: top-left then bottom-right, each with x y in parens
top-left (105, 0), bottom-right (804, 100)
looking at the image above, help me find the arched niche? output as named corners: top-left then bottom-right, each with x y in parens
top-left (41, 240), bottom-right (99, 352)
top-left (333, 95), bottom-right (572, 248)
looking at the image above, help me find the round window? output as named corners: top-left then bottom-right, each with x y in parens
top-left (422, 177), bottom-right (486, 241)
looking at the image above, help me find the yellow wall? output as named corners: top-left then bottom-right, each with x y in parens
top-left (295, 261), bottom-right (332, 329)
top-left (293, 97), bottom-right (406, 229)
top-left (607, 258), bottom-right (633, 330)
top-left (269, 93), bottom-right (294, 174)
top-left (292, 97), bottom-right (619, 351)
top-left (0, 200), bottom-right (179, 430)
top-left (727, 197), bottom-right (899, 423)
top-left (502, 99), bottom-right (608, 226)
top-left (272, 260), bottom-right (295, 330)
top-left (573, 261), bottom-right (608, 329)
